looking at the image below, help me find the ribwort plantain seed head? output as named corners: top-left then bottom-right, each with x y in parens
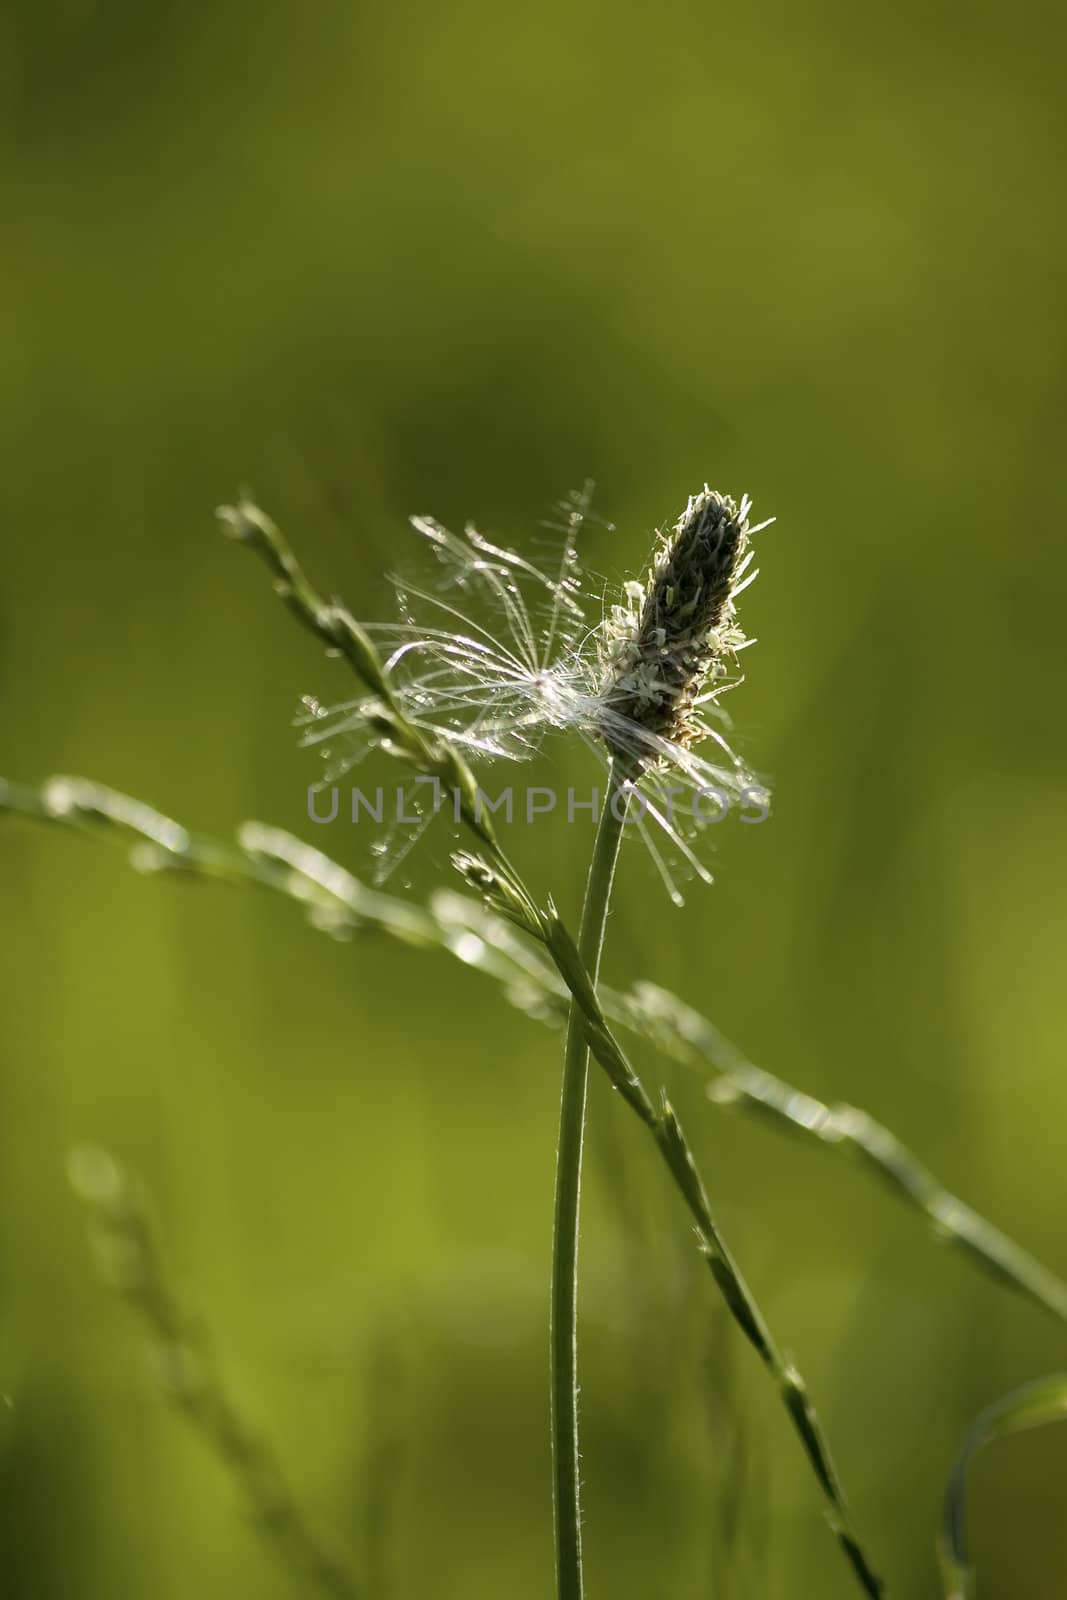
top-left (601, 488), bottom-right (757, 757)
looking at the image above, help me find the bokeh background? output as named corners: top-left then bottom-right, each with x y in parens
top-left (3, 3), bottom-right (1067, 1596)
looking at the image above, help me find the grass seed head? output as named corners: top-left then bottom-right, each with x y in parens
top-left (600, 488), bottom-right (759, 758)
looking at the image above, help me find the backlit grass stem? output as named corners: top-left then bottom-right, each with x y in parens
top-left (551, 757), bottom-right (632, 1599)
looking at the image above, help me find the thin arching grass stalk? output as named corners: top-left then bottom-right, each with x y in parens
top-left (551, 756), bottom-right (633, 1598)
top-left (214, 501), bottom-right (885, 1595)
top-left (611, 981), bottom-right (1067, 1327)
top-left (5, 773), bottom-right (1065, 1334)
top-left (68, 1145), bottom-right (360, 1600)
top-left (937, 1373), bottom-right (1067, 1599)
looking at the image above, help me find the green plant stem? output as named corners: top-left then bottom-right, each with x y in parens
top-left (540, 915), bottom-right (882, 1596)
top-left (551, 759), bottom-right (630, 1600)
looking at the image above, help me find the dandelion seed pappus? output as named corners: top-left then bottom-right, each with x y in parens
top-left (298, 484), bottom-right (772, 903)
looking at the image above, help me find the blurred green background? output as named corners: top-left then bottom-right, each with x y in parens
top-left (3, 2), bottom-right (1067, 1596)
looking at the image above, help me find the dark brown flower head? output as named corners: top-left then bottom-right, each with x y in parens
top-left (601, 487), bottom-right (762, 757)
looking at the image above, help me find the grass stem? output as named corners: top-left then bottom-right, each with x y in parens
top-left (551, 759), bottom-right (631, 1599)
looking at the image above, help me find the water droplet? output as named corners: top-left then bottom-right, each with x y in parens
top-left (453, 932), bottom-right (485, 966)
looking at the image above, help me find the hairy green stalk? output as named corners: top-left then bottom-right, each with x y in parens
top-left (551, 760), bottom-right (631, 1598)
